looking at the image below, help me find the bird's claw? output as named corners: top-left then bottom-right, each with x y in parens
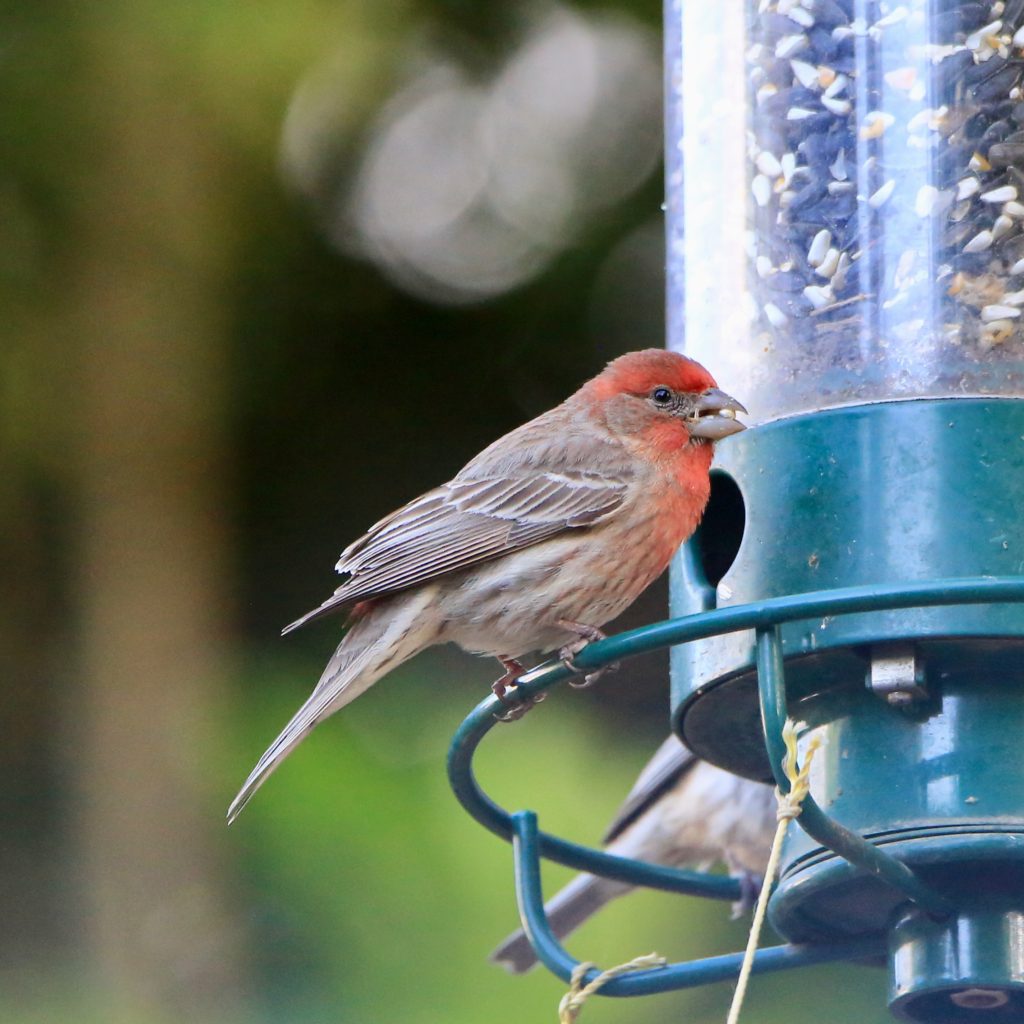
top-left (559, 648), bottom-right (619, 688)
top-left (557, 620), bottom-right (615, 687)
top-left (730, 870), bottom-right (764, 919)
top-left (492, 658), bottom-right (526, 701)
top-left (493, 690), bottom-right (546, 723)
top-left (568, 661), bottom-right (619, 689)
top-left (558, 619), bottom-right (608, 646)
top-left (492, 657), bottom-right (546, 722)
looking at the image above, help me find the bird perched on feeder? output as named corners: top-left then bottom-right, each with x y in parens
top-left (490, 737), bottom-right (776, 973)
top-left (228, 350), bottom-right (746, 822)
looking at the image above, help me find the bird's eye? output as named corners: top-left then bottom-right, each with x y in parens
top-left (651, 387), bottom-right (673, 406)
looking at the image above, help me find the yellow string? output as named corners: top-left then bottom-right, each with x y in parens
top-left (557, 953), bottom-right (667, 1023)
top-left (725, 720), bottom-right (821, 1024)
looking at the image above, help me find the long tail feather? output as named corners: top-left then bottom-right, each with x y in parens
top-left (280, 592), bottom-right (348, 636)
top-left (489, 873), bottom-right (630, 974)
top-left (228, 588), bottom-right (440, 822)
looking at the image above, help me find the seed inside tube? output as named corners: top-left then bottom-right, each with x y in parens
top-left (807, 228), bottom-right (832, 266)
top-left (780, 152), bottom-right (796, 184)
top-left (957, 177), bottom-right (980, 201)
top-left (868, 179), bottom-right (896, 208)
top-left (833, 251), bottom-right (851, 290)
top-left (790, 59), bottom-right (819, 89)
top-left (981, 185), bottom-right (1018, 204)
top-left (964, 230), bottom-right (994, 253)
top-left (823, 73), bottom-right (848, 100)
top-left (950, 199), bottom-right (972, 222)
top-left (860, 111), bottom-right (896, 139)
top-left (803, 284), bottom-right (832, 309)
top-left (982, 304), bottom-right (1022, 321)
top-left (816, 247), bottom-right (841, 278)
top-left (967, 20), bottom-right (1004, 52)
top-left (981, 320), bottom-right (1016, 347)
top-left (756, 151), bottom-right (783, 177)
top-left (776, 33), bottom-right (808, 58)
top-left (745, 2), bottom-right (1024, 368)
top-left (993, 214), bottom-right (1014, 240)
top-left (822, 95), bottom-right (852, 115)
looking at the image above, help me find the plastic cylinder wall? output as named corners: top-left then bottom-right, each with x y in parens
top-left (670, 0), bottom-right (1024, 423)
top-left (667, 3), bottom-right (1024, 1021)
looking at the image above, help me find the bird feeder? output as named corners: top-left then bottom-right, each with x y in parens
top-left (447, 2), bottom-right (1024, 1020)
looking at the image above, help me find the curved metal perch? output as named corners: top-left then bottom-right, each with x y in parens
top-left (447, 576), bottom-right (1024, 991)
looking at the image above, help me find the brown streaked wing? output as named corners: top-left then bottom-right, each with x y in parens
top-left (281, 470), bottom-right (629, 634)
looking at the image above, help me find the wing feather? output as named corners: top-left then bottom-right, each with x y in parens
top-left (282, 469), bottom-right (629, 634)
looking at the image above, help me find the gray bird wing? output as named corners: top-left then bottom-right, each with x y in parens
top-left (602, 735), bottom-right (698, 844)
top-left (282, 469), bottom-right (629, 634)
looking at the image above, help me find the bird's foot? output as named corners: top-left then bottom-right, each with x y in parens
top-left (492, 657), bottom-right (546, 722)
top-left (493, 696), bottom-right (546, 723)
top-left (730, 870), bottom-right (764, 920)
top-left (557, 620), bottom-right (619, 688)
top-left (491, 658), bottom-right (526, 702)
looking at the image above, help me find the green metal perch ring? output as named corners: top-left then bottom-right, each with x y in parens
top-left (446, 575), bottom-right (1024, 996)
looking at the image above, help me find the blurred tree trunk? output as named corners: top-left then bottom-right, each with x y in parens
top-left (70, 6), bottom-right (245, 1020)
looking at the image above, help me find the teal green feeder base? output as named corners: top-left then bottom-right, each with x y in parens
top-left (766, 670), bottom-right (1024, 942)
top-left (890, 906), bottom-right (1024, 1022)
top-left (669, 398), bottom-right (1024, 1019)
top-left (447, 399), bottom-right (1024, 1021)
top-left (672, 398), bottom-right (1024, 782)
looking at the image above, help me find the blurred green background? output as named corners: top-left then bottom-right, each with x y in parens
top-left (2, 0), bottom-right (889, 1021)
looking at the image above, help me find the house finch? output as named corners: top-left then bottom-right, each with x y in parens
top-left (490, 737), bottom-right (776, 973)
top-left (227, 350), bottom-right (745, 822)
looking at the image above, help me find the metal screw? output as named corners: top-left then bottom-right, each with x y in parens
top-left (868, 642), bottom-right (928, 705)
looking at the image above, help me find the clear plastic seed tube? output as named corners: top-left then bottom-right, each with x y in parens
top-left (673, 0), bottom-right (1024, 422)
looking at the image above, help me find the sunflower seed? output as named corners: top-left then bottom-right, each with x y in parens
top-left (868, 179), bottom-right (896, 207)
top-left (982, 304), bottom-right (1022, 320)
top-left (756, 151), bottom-right (783, 177)
top-left (981, 184), bottom-right (1018, 203)
top-left (790, 59), bottom-right (820, 89)
top-left (807, 228), bottom-right (832, 266)
top-left (957, 177), bottom-right (981, 200)
top-left (964, 229), bottom-right (995, 252)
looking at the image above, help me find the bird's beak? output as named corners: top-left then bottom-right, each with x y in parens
top-left (686, 388), bottom-right (748, 440)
